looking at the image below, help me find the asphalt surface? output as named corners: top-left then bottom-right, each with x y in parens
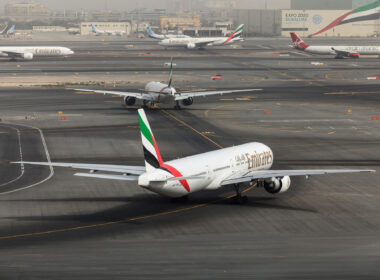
top-left (0, 38), bottom-right (379, 279)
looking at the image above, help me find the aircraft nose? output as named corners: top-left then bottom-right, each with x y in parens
top-left (68, 49), bottom-right (74, 55)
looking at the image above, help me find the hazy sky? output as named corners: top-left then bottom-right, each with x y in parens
top-left (0, 0), bottom-right (290, 10)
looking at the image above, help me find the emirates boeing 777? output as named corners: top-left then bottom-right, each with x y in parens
top-left (0, 46), bottom-right (74, 61)
top-left (290, 32), bottom-right (380, 59)
top-left (158, 24), bottom-right (245, 49)
top-left (14, 109), bottom-right (375, 203)
top-left (67, 58), bottom-right (261, 109)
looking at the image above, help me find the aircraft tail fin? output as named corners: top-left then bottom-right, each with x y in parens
top-left (168, 57), bottom-right (173, 87)
top-left (91, 24), bottom-right (97, 33)
top-left (147, 26), bottom-right (161, 39)
top-left (138, 109), bottom-right (163, 172)
top-left (7, 24), bottom-right (15, 34)
top-left (147, 26), bottom-right (154, 37)
top-left (290, 32), bottom-right (309, 50)
top-left (223, 24), bottom-right (244, 44)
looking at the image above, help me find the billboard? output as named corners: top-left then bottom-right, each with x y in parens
top-left (281, 9), bottom-right (377, 37)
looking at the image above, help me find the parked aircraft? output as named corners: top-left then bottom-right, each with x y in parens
top-left (0, 46), bottom-right (74, 60)
top-left (67, 58), bottom-right (261, 109)
top-left (147, 26), bottom-right (190, 39)
top-left (91, 24), bottom-right (126, 36)
top-left (14, 109), bottom-right (375, 203)
top-left (158, 24), bottom-right (245, 49)
top-left (290, 32), bottom-right (380, 59)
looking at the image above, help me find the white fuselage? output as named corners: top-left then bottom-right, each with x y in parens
top-left (144, 81), bottom-right (176, 104)
top-left (138, 142), bottom-right (273, 197)
top-left (158, 37), bottom-right (242, 48)
top-left (0, 46), bottom-right (74, 57)
top-left (304, 45), bottom-right (380, 55)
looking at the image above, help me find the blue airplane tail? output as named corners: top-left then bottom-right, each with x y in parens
top-left (147, 26), bottom-right (160, 39)
top-left (8, 25), bottom-right (15, 34)
top-left (91, 24), bottom-right (97, 33)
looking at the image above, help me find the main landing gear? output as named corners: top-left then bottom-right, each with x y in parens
top-left (174, 101), bottom-right (181, 110)
top-left (232, 184), bottom-right (248, 204)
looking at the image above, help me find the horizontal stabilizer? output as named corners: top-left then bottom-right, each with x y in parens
top-left (74, 173), bottom-right (139, 181)
top-left (150, 175), bottom-right (205, 183)
top-left (12, 161), bottom-right (146, 175)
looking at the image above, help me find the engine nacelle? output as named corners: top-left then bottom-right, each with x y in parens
top-left (124, 96), bottom-right (136, 106)
top-left (22, 53), bottom-right (33, 60)
top-left (264, 176), bottom-right (291, 194)
top-left (186, 43), bottom-right (196, 49)
top-left (349, 52), bottom-right (360, 58)
top-left (181, 97), bottom-right (193, 106)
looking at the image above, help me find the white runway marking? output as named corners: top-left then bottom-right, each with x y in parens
top-left (0, 123), bottom-right (54, 195)
top-left (290, 51), bottom-right (312, 57)
top-left (0, 125), bottom-right (24, 187)
top-left (258, 119), bottom-right (354, 123)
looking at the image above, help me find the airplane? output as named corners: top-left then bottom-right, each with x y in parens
top-left (158, 24), bottom-right (245, 49)
top-left (14, 109), bottom-right (375, 203)
top-left (67, 58), bottom-right (262, 109)
top-left (290, 32), bottom-right (380, 59)
top-left (0, 46), bottom-right (74, 61)
top-left (147, 26), bottom-right (190, 40)
top-left (91, 24), bottom-right (126, 36)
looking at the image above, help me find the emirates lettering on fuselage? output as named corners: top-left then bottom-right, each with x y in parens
top-left (34, 48), bottom-right (61, 55)
top-left (344, 46), bottom-right (378, 52)
top-left (235, 150), bottom-right (273, 169)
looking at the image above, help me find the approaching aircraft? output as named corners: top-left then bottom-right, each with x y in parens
top-left (91, 24), bottom-right (126, 36)
top-left (147, 26), bottom-right (190, 40)
top-left (67, 58), bottom-right (261, 109)
top-left (0, 46), bottom-right (74, 60)
top-left (14, 109), bottom-right (375, 202)
top-left (290, 32), bottom-right (380, 59)
top-left (158, 24), bottom-right (245, 49)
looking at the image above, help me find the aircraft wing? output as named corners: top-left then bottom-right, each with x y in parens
top-left (0, 51), bottom-right (25, 58)
top-left (67, 88), bottom-right (155, 101)
top-left (13, 161), bottom-right (146, 175)
top-left (331, 47), bottom-right (359, 57)
top-left (221, 169), bottom-right (375, 186)
top-left (194, 39), bottom-right (221, 48)
top-left (175, 88), bottom-right (262, 100)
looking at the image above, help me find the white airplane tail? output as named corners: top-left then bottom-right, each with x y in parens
top-left (168, 57), bottom-right (173, 87)
top-left (138, 109), bottom-right (163, 172)
top-left (222, 24), bottom-right (244, 45)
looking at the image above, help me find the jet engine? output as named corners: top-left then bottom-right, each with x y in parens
top-left (263, 176), bottom-right (291, 194)
top-left (348, 52), bottom-right (360, 58)
top-left (124, 96), bottom-right (136, 106)
top-left (22, 53), bottom-right (33, 60)
top-left (186, 43), bottom-right (196, 49)
top-left (182, 97), bottom-right (193, 106)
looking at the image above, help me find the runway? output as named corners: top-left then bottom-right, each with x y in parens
top-left (0, 38), bottom-right (379, 279)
